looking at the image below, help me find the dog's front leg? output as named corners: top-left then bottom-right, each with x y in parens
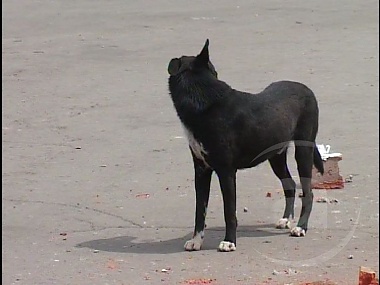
top-left (184, 159), bottom-right (212, 251)
top-left (216, 169), bottom-right (237, 252)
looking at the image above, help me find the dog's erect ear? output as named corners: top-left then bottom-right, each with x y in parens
top-left (168, 58), bottom-right (181, 76)
top-left (197, 39), bottom-right (210, 63)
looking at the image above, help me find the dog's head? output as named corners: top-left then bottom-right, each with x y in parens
top-left (168, 39), bottom-right (218, 78)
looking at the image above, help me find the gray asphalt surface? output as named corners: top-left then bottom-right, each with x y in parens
top-left (2, 1), bottom-right (379, 284)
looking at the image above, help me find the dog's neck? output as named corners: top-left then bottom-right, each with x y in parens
top-left (168, 73), bottom-right (231, 124)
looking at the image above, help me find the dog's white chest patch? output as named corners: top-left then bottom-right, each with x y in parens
top-left (183, 127), bottom-right (209, 166)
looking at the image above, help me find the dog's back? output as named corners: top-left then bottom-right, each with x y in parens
top-left (169, 74), bottom-right (320, 169)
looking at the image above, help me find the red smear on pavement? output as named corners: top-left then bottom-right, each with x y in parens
top-left (106, 259), bottom-right (119, 270)
top-left (312, 178), bottom-right (344, 189)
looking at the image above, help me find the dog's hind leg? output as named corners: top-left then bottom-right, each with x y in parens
top-left (216, 169), bottom-right (238, 252)
top-left (291, 143), bottom-right (314, 237)
top-left (269, 151), bottom-right (297, 229)
top-left (184, 158), bottom-right (212, 251)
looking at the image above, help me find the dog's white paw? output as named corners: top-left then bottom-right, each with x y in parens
top-left (275, 218), bottom-right (291, 229)
top-left (218, 241), bottom-right (236, 252)
top-left (184, 239), bottom-right (203, 251)
top-left (184, 232), bottom-right (204, 251)
top-left (290, 226), bottom-right (306, 237)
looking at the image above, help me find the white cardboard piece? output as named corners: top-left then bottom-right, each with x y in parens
top-left (317, 144), bottom-right (342, 161)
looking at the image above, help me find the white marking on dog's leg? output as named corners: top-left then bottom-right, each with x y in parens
top-left (184, 231), bottom-right (204, 251)
top-left (218, 241), bottom-right (236, 252)
top-left (290, 226), bottom-right (306, 237)
top-left (275, 218), bottom-right (292, 229)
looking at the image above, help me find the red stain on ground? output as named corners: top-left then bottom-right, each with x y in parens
top-left (106, 259), bottom-right (119, 270)
top-left (312, 178), bottom-right (344, 189)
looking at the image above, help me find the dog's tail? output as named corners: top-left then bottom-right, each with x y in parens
top-left (313, 146), bottom-right (324, 175)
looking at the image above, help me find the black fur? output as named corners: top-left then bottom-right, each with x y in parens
top-left (168, 39), bottom-right (324, 251)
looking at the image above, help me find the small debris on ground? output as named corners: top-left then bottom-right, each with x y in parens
top-left (59, 233), bottom-right (67, 236)
top-left (299, 280), bottom-right (337, 285)
top-left (160, 267), bottom-right (171, 273)
top-left (266, 192), bottom-right (272, 197)
top-left (136, 193), bottom-right (150, 198)
top-left (272, 268), bottom-right (298, 276)
top-left (345, 175), bottom-right (353, 183)
top-left (316, 197), bottom-right (329, 203)
top-left (243, 207), bottom-right (248, 212)
top-left (315, 197), bottom-right (338, 203)
top-left (348, 254), bottom-right (354, 259)
top-left (285, 268), bottom-right (298, 275)
top-left (183, 278), bottom-right (216, 284)
top-left (152, 149), bottom-right (165, 152)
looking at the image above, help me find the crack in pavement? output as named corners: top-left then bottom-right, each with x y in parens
top-left (3, 198), bottom-right (143, 228)
top-left (3, 198), bottom-right (199, 231)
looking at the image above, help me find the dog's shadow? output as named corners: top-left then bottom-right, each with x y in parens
top-left (76, 224), bottom-right (289, 254)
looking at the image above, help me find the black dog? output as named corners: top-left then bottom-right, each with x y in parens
top-left (167, 39), bottom-right (324, 252)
